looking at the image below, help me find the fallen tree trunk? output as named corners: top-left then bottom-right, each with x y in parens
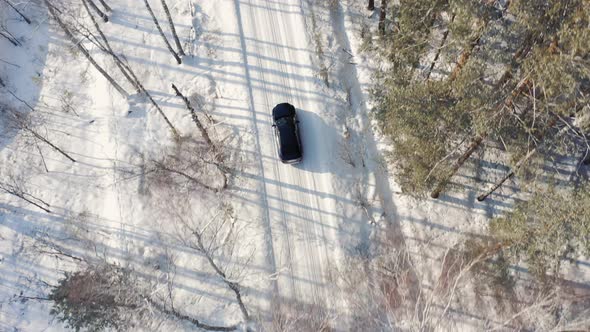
top-left (171, 83), bottom-right (213, 148)
top-left (159, 0), bottom-right (185, 56)
top-left (1, 0), bottom-right (32, 24)
top-left (143, 0), bottom-right (182, 64)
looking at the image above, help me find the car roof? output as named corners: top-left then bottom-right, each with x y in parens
top-left (277, 119), bottom-right (300, 156)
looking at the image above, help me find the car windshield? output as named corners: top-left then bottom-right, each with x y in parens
top-left (276, 117), bottom-right (290, 126)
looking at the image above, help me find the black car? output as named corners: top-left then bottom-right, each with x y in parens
top-left (272, 103), bottom-right (302, 164)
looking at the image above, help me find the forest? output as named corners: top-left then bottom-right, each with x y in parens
top-left (370, 0), bottom-right (590, 281)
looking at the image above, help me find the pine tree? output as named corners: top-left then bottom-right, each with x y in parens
top-left (490, 186), bottom-right (590, 278)
top-left (376, 0), bottom-right (589, 199)
top-left (430, 0), bottom-right (588, 198)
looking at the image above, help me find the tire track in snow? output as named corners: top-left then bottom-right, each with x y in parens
top-left (263, 0), bottom-right (327, 307)
top-left (273, 0), bottom-right (338, 308)
top-left (247, 0), bottom-right (300, 302)
top-left (260, 0), bottom-right (306, 302)
top-left (231, 0), bottom-right (281, 310)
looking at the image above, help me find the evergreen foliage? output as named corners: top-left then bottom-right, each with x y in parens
top-left (373, 0), bottom-right (590, 196)
top-left (379, 79), bottom-right (456, 193)
top-left (490, 186), bottom-right (590, 279)
top-left (381, 0), bottom-right (446, 68)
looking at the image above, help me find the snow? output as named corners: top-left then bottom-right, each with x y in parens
top-left (1, 0), bottom-right (589, 331)
top-left (1, 0), bottom-right (262, 328)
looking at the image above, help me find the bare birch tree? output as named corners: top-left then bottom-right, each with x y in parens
top-left (159, 0), bottom-right (185, 56)
top-left (1, 0), bottom-right (31, 24)
top-left (81, 0), bottom-right (140, 93)
top-left (171, 83), bottom-right (213, 148)
top-left (6, 108), bottom-right (77, 162)
top-left (97, 0), bottom-right (111, 12)
top-left (0, 178), bottom-right (51, 213)
top-left (0, 30), bottom-right (19, 46)
top-left (81, 0), bottom-right (180, 138)
top-left (0, 22), bottom-right (21, 46)
top-left (85, 0), bottom-right (108, 22)
top-left (172, 201), bottom-right (251, 323)
top-left (44, 0), bottom-right (128, 97)
top-left (143, 0), bottom-right (182, 64)
top-left (146, 137), bottom-right (227, 193)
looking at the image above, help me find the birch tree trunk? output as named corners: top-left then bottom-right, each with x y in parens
top-left (171, 84), bottom-right (213, 148)
top-left (1, 0), bottom-right (31, 24)
top-left (0, 181), bottom-right (52, 213)
top-left (82, 0), bottom-right (140, 93)
top-left (159, 0), bottom-right (185, 56)
top-left (82, 0), bottom-right (179, 138)
top-left (8, 109), bottom-right (77, 162)
top-left (190, 226), bottom-right (250, 321)
top-left (145, 298), bottom-right (238, 331)
top-left (379, 0), bottom-right (387, 34)
top-left (28, 127), bottom-right (77, 162)
top-left (97, 0), bottom-right (111, 12)
top-left (143, 0), bottom-right (182, 64)
top-left (86, 0), bottom-right (108, 22)
top-left (0, 30), bottom-right (19, 46)
top-left (44, 0), bottom-right (128, 97)
top-left (0, 26), bottom-right (19, 45)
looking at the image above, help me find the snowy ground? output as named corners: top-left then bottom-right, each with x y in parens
top-left (1, 0), bottom-right (589, 331)
top-left (0, 0), bottom-right (370, 329)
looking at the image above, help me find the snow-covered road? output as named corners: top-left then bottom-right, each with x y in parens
top-left (235, 0), bottom-right (343, 314)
